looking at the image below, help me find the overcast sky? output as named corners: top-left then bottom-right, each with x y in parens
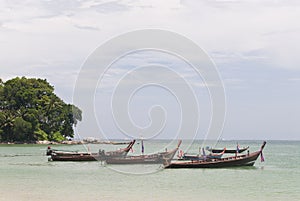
top-left (1, 0), bottom-right (300, 140)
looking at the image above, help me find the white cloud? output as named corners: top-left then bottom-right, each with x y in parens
top-left (74, 24), bottom-right (100, 31)
top-left (179, 0), bottom-right (300, 69)
top-left (1, 0), bottom-right (300, 93)
top-left (288, 78), bottom-right (300, 82)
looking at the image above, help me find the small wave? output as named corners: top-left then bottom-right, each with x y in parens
top-left (1, 154), bottom-right (38, 157)
top-left (9, 162), bottom-right (53, 167)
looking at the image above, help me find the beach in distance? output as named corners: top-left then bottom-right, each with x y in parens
top-left (0, 140), bottom-right (299, 201)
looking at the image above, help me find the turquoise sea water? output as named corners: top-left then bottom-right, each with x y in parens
top-left (0, 140), bottom-right (299, 201)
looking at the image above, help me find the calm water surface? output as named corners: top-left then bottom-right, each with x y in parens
top-left (0, 140), bottom-right (299, 201)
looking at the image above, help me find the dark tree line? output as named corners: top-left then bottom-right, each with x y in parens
top-left (0, 77), bottom-right (82, 142)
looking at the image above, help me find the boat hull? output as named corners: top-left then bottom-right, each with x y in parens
top-left (105, 155), bottom-right (164, 164)
top-left (50, 153), bottom-right (98, 161)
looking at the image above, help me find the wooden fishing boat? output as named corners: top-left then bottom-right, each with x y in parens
top-left (105, 140), bottom-right (182, 165)
top-left (181, 148), bottom-right (226, 161)
top-left (208, 146), bottom-right (249, 154)
top-left (165, 141), bottom-right (266, 169)
top-left (47, 140), bottom-right (135, 161)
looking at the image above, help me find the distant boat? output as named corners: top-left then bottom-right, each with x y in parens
top-left (165, 141), bottom-right (266, 169)
top-left (47, 140), bottom-right (135, 161)
top-left (105, 140), bottom-right (182, 165)
top-left (181, 148), bottom-right (226, 161)
top-left (208, 146), bottom-right (249, 154)
top-left (98, 141), bottom-right (132, 145)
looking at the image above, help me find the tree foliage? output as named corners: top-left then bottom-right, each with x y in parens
top-left (0, 77), bottom-right (82, 142)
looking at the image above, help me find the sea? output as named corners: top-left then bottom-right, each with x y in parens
top-left (0, 140), bottom-right (299, 201)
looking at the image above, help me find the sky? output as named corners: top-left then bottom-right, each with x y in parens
top-left (1, 0), bottom-right (300, 140)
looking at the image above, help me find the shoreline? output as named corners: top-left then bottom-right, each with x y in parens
top-left (0, 140), bottom-right (85, 145)
top-left (0, 140), bottom-right (132, 145)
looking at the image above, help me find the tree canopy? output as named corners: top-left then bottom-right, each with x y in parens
top-left (0, 77), bottom-right (82, 142)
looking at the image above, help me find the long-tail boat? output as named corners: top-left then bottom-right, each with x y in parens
top-left (164, 141), bottom-right (266, 168)
top-left (47, 140), bottom-right (135, 161)
top-left (105, 140), bottom-right (182, 165)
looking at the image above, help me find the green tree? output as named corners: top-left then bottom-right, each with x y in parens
top-left (12, 117), bottom-right (33, 141)
top-left (0, 77), bottom-right (82, 142)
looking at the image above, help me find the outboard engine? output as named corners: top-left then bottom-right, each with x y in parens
top-left (46, 146), bottom-right (53, 156)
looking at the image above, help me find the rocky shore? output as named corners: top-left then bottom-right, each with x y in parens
top-left (1, 140), bottom-right (86, 145)
top-left (0, 139), bottom-right (131, 145)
